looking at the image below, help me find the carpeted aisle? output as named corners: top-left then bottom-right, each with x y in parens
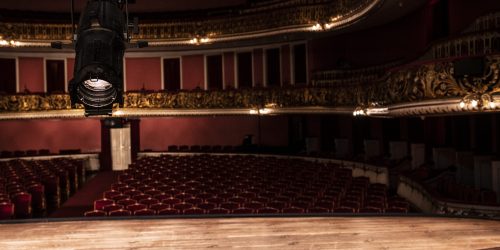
top-left (49, 171), bottom-right (120, 218)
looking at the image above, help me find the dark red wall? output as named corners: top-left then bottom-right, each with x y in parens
top-left (125, 57), bottom-right (162, 91)
top-left (223, 52), bottom-right (235, 88)
top-left (281, 44), bottom-right (291, 86)
top-left (0, 119), bottom-right (101, 153)
top-left (182, 54), bottom-right (205, 89)
top-left (253, 49), bottom-right (264, 87)
top-left (18, 57), bottom-right (44, 93)
top-left (66, 58), bottom-right (74, 85)
top-left (140, 116), bottom-right (289, 151)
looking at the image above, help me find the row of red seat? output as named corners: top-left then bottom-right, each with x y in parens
top-left (86, 155), bottom-right (410, 217)
top-left (166, 145), bottom-right (241, 153)
top-left (0, 149), bottom-right (82, 158)
top-left (0, 158), bottom-right (85, 220)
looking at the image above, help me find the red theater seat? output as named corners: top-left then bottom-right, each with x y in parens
top-left (109, 209), bottom-right (132, 217)
top-left (139, 198), bottom-right (160, 207)
top-left (198, 202), bottom-right (216, 211)
top-left (123, 189), bottom-right (142, 197)
top-left (220, 202), bottom-right (239, 211)
top-left (94, 198), bottom-right (114, 210)
top-left (102, 204), bottom-right (124, 213)
top-left (103, 190), bottom-right (122, 199)
top-left (207, 208), bottom-right (229, 215)
top-left (27, 184), bottom-right (46, 216)
top-left (257, 207), bottom-right (279, 214)
top-left (0, 202), bottom-right (14, 220)
top-left (173, 202), bottom-right (193, 211)
top-left (111, 194), bottom-right (130, 202)
top-left (359, 207), bottom-right (382, 213)
top-left (127, 203), bottom-right (147, 213)
top-left (282, 207), bottom-right (305, 214)
top-left (12, 192), bottom-right (32, 218)
top-left (385, 207), bottom-right (408, 213)
top-left (184, 198), bottom-right (203, 206)
top-left (162, 198), bottom-right (181, 206)
top-left (307, 207), bottom-right (330, 213)
top-left (333, 207), bottom-right (355, 213)
top-left (117, 198), bottom-right (137, 207)
top-left (183, 207), bottom-right (204, 215)
top-left (134, 208), bottom-right (156, 216)
top-left (150, 203), bottom-right (170, 212)
top-left (158, 208), bottom-right (179, 215)
top-left (232, 207), bottom-right (254, 214)
top-left (84, 210), bottom-right (106, 217)
top-left (245, 202), bottom-right (264, 210)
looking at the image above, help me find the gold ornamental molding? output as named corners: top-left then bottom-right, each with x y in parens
top-left (0, 0), bottom-right (382, 47)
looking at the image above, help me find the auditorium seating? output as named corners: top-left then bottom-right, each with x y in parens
top-left (86, 155), bottom-right (410, 217)
top-left (167, 145), bottom-right (235, 153)
top-left (0, 158), bottom-right (86, 220)
top-left (1, 149), bottom-right (52, 158)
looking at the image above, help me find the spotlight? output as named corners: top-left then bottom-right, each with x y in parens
top-left (459, 101), bottom-right (465, 108)
top-left (69, 0), bottom-right (126, 116)
top-left (489, 101), bottom-right (496, 109)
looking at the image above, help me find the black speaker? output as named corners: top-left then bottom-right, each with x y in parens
top-left (453, 57), bottom-right (485, 78)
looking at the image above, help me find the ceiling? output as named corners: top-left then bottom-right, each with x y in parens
top-left (0, 0), bottom-right (249, 13)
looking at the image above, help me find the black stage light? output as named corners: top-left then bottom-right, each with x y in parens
top-left (69, 0), bottom-right (126, 116)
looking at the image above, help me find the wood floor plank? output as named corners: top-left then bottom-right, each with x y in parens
top-left (0, 217), bottom-right (499, 249)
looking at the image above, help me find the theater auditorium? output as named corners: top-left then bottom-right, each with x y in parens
top-left (1, 0), bottom-right (500, 249)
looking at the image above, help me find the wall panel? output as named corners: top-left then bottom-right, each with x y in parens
top-left (125, 57), bottom-right (162, 91)
top-left (18, 57), bottom-right (44, 93)
top-left (140, 116), bottom-right (288, 151)
top-left (182, 54), bottom-right (205, 90)
top-left (0, 119), bottom-right (101, 153)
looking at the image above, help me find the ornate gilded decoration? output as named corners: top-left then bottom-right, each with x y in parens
top-left (0, 0), bottom-right (379, 47)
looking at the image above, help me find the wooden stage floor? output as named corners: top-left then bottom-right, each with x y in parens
top-left (1, 216), bottom-right (500, 249)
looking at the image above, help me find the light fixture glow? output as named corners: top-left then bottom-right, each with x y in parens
top-left (471, 99), bottom-right (478, 108)
top-left (113, 110), bottom-right (125, 116)
top-left (259, 108), bottom-right (271, 114)
top-left (459, 101), bottom-right (466, 108)
top-left (489, 101), bottom-right (496, 109)
top-left (311, 23), bottom-right (323, 31)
